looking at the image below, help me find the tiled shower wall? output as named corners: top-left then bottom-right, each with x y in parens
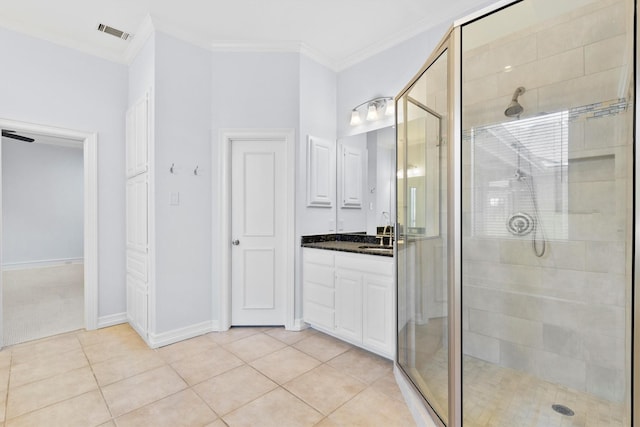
top-left (461, 0), bottom-right (632, 402)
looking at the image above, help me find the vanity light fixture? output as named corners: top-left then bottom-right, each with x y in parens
top-left (349, 96), bottom-right (394, 126)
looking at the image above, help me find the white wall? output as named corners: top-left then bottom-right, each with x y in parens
top-left (2, 141), bottom-right (83, 265)
top-left (153, 32), bottom-right (213, 333)
top-left (0, 27), bottom-right (128, 318)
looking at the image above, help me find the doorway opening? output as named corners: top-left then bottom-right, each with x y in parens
top-left (0, 119), bottom-right (98, 348)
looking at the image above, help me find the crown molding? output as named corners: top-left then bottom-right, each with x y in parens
top-left (124, 14), bottom-right (155, 65)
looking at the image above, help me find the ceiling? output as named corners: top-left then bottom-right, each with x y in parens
top-left (0, 0), bottom-right (490, 70)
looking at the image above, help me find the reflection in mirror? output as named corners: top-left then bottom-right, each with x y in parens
top-left (337, 127), bottom-right (396, 236)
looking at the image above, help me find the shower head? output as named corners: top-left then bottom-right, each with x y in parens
top-left (504, 86), bottom-right (526, 117)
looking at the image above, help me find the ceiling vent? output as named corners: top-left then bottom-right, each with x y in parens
top-left (96, 23), bottom-right (131, 40)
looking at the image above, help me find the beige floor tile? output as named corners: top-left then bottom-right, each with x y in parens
top-left (293, 333), bottom-right (352, 362)
top-left (203, 419), bottom-right (228, 427)
top-left (194, 365), bottom-right (277, 416)
top-left (157, 334), bottom-right (219, 364)
top-left (9, 333), bottom-right (81, 364)
top-left (250, 346), bottom-right (321, 384)
top-left (284, 364), bottom-right (367, 415)
top-left (101, 365), bottom-right (187, 417)
top-left (0, 351), bottom-right (12, 370)
top-left (314, 417), bottom-right (339, 427)
top-left (91, 348), bottom-right (165, 386)
top-left (327, 388), bottom-right (416, 427)
top-left (264, 327), bottom-right (317, 345)
top-left (223, 333), bottom-right (287, 362)
top-left (77, 323), bottom-right (138, 348)
top-left (9, 347), bottom-right (88, 388)
top-left (208, 327), bottom-right (262, 345)
top-left (115, 389), bottom-right (217, 427)
top-left (97, 422), bottom-right (116, 427)
top-left (370, 371), bottom-right (406, 402)
top-left (327, 348), bottom-right (392, 384)
top-left (82, 333), bottom-right (149, 365)
top-left (5, 390), bottom-right (111, 427)
top-left (223, 388), bottom-right (322, 427)
top-left (171, 346), bottom-right (244, 386)
top-left (6, 366), bottom-right (97, 419)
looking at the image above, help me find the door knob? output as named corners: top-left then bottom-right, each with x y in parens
top-left (232, 239), bottom-right (240, 246)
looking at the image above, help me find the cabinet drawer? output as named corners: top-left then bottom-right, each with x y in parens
top-left (126, 250), bottom-right (148, 282)
top-left (303, 262), bottom-right (334, 289)
top-left (304, 282), bottom-right (334, 308)
top-left (304, 301), bottom-right (334, 330)
top-left (303, 248), bottom-right (334, 267)
top-left (335, 252), bottom-right (392, 276)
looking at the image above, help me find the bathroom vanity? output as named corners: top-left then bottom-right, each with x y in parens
top-left (302, 235), bottom-right (395, 359)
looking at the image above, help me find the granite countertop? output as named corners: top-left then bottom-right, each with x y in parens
top-left (301, 233), bottom-right (393, 257)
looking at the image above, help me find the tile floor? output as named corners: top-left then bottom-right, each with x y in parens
top-left (0, 323), bottom-right (416, 426)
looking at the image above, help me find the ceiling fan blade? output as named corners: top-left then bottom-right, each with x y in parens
top-left (2, 130), bottom-right (35, 143)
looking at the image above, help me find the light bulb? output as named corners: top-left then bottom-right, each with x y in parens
top-left (350, 110), bottom-right (361, 126)
top-left (366, 104), bottom-right (378, 121)
top-left (385, 101), bottom-right (395, 116)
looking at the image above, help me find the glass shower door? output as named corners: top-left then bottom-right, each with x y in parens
top-left (459, 0), bottom-right (634, 425)
top-left (397, 48), bottom-right (449, 424)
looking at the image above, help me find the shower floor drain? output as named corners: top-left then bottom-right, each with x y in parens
top-left (552, 404), bottom-right (575, 416)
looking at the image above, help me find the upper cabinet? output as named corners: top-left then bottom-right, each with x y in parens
top-left (126, 93), bottom-right (149, 178)
top-left (306, 136), bottom-right (335, 208)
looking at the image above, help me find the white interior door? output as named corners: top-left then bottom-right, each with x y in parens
top-left (231, 139), bottom-right (286, 325)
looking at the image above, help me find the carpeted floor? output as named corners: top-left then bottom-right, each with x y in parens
top-left (2, 264), bottom-right (84, 346)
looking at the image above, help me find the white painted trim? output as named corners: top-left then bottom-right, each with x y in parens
top-left (0, 118), bottom-right (100, 345)
top-left (98, 312), bottom-right (127, 328)
top-left (216, 129), bottom-right (296, 331)
top-left (394, 366), bottom-right (440, 427)
top-left (2, 258), bottom-right (84, 270)
top-left (147, 321), bottom-right (214, 348)
top-left (290, 318), bottom-right (308, 332)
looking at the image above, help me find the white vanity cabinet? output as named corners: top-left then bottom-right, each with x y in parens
top-left (303, 248), bottom-right (395, 359)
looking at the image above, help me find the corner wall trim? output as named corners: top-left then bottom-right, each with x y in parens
top-left (98, 312), bottom-right (127, 328)
top-left (147, 321), bottom-right (214, 349)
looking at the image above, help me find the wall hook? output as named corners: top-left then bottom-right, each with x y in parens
top-left (169, 163), bottom-right (175, 174)
top-left (193, 165), bottom-right (199, 176)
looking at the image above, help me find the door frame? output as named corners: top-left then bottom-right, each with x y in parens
top-left (216, 129), bottom-right (295, 331)
top-left (0, 118), bottom-right (99, 346)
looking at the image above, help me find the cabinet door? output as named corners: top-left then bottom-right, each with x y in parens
top-left (363, 274), bottom-right (394, 357)
top-left (306, 136), bottom-right (334, 207)
top-left (125, 93), bottom-right (149, 178)
top-left (335, 269), bottom-right (362, 342)
top-left (126, 275), bottom-right (148, 338)
top-left (126, 174), bottom-right (148, 252)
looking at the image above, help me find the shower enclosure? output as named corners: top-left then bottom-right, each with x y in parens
top-left (395, 0), bottom-right (636, 426)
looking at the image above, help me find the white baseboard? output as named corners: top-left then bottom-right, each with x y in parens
top-left (287, 318), bottom-right (308, 331)
top-left (148, 321), bottom-right (215, 349)
top-left (2, 258), bottom-right (84, 271)
top-left (98, 312), bottom-right (128, 328)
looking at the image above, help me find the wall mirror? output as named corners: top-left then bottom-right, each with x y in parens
top-left (336, 126), bottom-right (396, 236)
